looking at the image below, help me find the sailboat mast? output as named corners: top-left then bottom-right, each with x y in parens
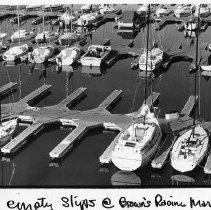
top-left (42, 8), bottom-right (45, 34)
top-left (144, 4), bottom-right (150, 105)
top-left (193, 4), bottom-right (200, 135)
top-left (17, 5), bottom-right (20, 46)
top-left (71, 5), bottom-right (73, 33)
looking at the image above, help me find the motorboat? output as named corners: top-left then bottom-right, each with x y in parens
top-left (174, 5), bottom-right (192, 17)
top-left (35, 31), bottom-right (59, 43)
top-left (3, 44), bottom-right (28, 61)
top-left (31, 45), bottom-right (54, 64)
top-left (99, 5), bottom-right (117, 15)
top-left (56, 46), bottom-right (80, 66)
top-left (111, 104), bottom-right (162, 171)
top-left (77, 12), bottom-right (103, 27)
top-left (139, 47), bottom-right (163, 71)
top-left (200, 5), bottom-right (210, 17)
top-left (10, 30), bottom-right (35, 43)
top-left (81, 4), bottom-right (92, 13)
top-left (80, 45), bottom-right (112, 67)
top-left (0, 119), bottom-right (17, 147)
top-left (58, 32), bottom-right (81, 46)
top-left (155, 6), bottom-right (172, 17)
top-left (171, 125), bottom-right (209, 173)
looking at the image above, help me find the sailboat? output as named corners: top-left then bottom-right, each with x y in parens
top-left (56, 46), bottom-right (80, 66)
top-left (3, 5), bottom-right (29, 62)
top-left (58, 6), bottom-right (81, 46)
top-left (35, 9), bottom-right (59, 43)
top-left (171, 5), bottom-right (209, 173)
top-left (31, 45), bottom-right (54, 64)
top-left (111, 5), bottom-right (162, 172)
top-left (0, 74), bottom-right (18, 147)
top-left (139, 6), bottom-right (163, 72)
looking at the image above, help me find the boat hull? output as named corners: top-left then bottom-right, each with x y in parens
top-left (111, 125), bottom-right (162, 171)
top-left (11, 33), bottom-right (35, 43)
top-left (0, 119), bottom-right (17, 147)
top-left (171, 126), bottom-right (209, 173)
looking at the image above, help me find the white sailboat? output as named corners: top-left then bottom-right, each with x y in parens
top-left (3, 6), bottom-right (29, 62)
top-left (111, 104), bottom-right (162, 171)
top-left (99, 5), bottom-right (117, 15)
top-left (35, 9), bottom-right (59, 43)
top-left (3, 44), bottom-right (28, 61)
top-left (171, 5), bottom-right (209, 173)
top-left (171, 125), bottom-right (209, 172)
top-left (139, 48), bottom-right (163, 72)
top-left (11, 30), bottom-right (35, 43)
top-left (31, 45), bottom-right (54, 64)
top-left (0, 120), bottom-right (17, 147)
top-left (56, 46), bottom-right (80, 66)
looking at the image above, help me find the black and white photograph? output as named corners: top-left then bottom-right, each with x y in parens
top-left (1, 1), bottom-right (211, 192)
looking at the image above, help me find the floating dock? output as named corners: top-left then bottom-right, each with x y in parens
top-left (0, 82), bottom-right (17, 97)
top-left (49, 123), bottom-right (88, 159)
top-left (1, 122), bottom-right (45, 154)
top-left (180, 95), bottom-right (198, 116)
top-left (99, 132), bottom-right (121, 164)
top-left (151, 135), bottom-right (177, 169)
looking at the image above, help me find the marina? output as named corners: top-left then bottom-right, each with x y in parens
top-left (1, 4), bottom-right (211, 186)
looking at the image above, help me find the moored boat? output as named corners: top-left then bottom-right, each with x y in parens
top-left (174, 5), bottom-right (192, 17)
top-left (35, 31), bottom-right (59, 43)
top-left (0, 119), bottom-right (17, 147)
top-left (77, 12), bottom-right (103, 27)
top-left (80, 45), bottom-right (112, 67)
top-left (155, 6), bottom-right (172, 17)
top-left (3, 44), bottom-right (28, 61)
top-left (111, 104), bottom-right (162, 171)
top-left (58, 32), bottom-right (81, 45)
top-left (139, 47), bottom-right (163, 72)
top-left (31, 45), bottom-right (54, 64)
top-left (11, 30), bottom-right (35, 43)
top-left (56, 46), bottom-right (80, 66)
top-left (171, 125), bottom-right (209, 173)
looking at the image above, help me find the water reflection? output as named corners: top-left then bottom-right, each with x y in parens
top-left (81, 66), bottom-right (107, 77)
top-left (117, 28), bottom-right (140, 40)
top-left (111, 171), bottom-right (141, 186)
top-left (171, 174), bottom-right (195, 185)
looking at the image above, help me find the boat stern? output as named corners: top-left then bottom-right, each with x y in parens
top-left (111, 144), bottom-right (142, 171)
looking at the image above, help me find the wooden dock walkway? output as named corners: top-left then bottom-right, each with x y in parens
top-left (99, 132), bottom-right (121, 164)
top-left (0, 82), bottom-right (17, 97)
top-left (58, 87), bottom-right (87, 110)
top-left (151, 135), bottom-right (177, 169)
top-left (19, 84), bottom-right (51, 105)
top-left (97, 90), bottom-right (122, 110)
top-left (49, 123), bottom-right (88, 159)
top-left (1, 122), bottom-right (45, 154)
top-left (180, 95), bottom-right (198, 116)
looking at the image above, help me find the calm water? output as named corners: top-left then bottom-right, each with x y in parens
top-left (1, 5), bottom-right (211, 187)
